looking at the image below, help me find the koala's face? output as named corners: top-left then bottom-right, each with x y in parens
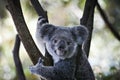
top-left (46, 29), bottom-right (78, 60)
top-left (38, 21), bottom-right (88, 61)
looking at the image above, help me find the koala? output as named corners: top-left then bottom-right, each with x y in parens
top-left (29, 16), bottom-right (95, 80)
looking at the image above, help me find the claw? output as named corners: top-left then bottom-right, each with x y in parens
top-left (29, 66), bottom-right (36, 73)
top-left (38, 57), bottom-right (44, 64)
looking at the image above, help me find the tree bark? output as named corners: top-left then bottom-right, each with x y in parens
top-left (12, 35), bottom-right (26, 80)
top-left (6, 0), bottom-right (44, 65)
top-left (80, 0), bottom-right (97, 57)
top-left (30, 0), bottom-right (53, 66)
top-left (96, 1), bottom-right (120, 41)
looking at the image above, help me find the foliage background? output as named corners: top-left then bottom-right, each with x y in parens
top-left (0, 0), bottom-right (120, 80)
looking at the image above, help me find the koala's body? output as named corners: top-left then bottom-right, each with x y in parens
top-left (29, 17), bottom-right (95, 80)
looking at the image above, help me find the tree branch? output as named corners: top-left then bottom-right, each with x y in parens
top-left (6, 0), bottom-right (44, 65)
top-left (80, 0), bottom-right (97, 57)
top-left (30, 0), bottom-right (53, 66)
top-left (30, 0), bottom-right (48, 20)
top-left (12, 34), bottom-right (26, 80)
top-left (96, 1), bottom-right (120, 41)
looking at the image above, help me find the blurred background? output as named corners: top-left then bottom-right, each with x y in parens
top-left (0, 0), bottom-right (120, 80)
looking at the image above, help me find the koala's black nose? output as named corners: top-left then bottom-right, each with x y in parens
top-left (58, 45), bottom-right (65, 50)
top-left (58, 40), bottom-right (65, 50)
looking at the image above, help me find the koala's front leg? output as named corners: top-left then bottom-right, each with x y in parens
top-left (29, 58), bottom-right (55, 79)
top-left (29, 58), bottom-right (43, 73)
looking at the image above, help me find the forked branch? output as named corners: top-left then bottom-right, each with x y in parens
top-left (6, 0), bottom-right (44, 65)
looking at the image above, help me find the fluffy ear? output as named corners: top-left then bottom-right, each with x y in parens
top-left (71, 25), bottom-right (88, 45)
top-left (40, 24), bottom-right (56, 41)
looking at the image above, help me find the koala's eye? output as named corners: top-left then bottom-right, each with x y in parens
top-left (53, 39), bottom-right (58, 43)
top-left (67, 41), bottom-right (72, 45)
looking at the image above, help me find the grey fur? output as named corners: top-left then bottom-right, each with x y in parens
top-left (29, 16), bottom-right (95, 80)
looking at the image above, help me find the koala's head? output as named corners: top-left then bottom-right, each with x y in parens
top-left (39, 23), bottom-right (88, 61)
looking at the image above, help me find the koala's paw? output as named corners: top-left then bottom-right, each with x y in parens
top-left (29, 58), bottom-right (44, 74)
top-left (37, 57), bottom-right (44, 65)
top-left (29, 66), bottom-right (37, 74)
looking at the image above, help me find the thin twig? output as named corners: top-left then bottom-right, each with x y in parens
top-left (12, 34), bottom-right (26, 80)
top-left (96, 1), bottom-right (120, 41)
